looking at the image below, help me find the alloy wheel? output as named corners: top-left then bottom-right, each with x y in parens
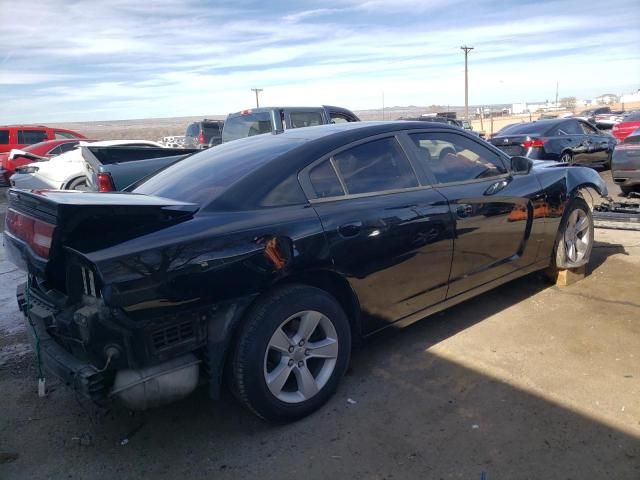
top-left (563, 208), bottom-right (591, 263)
top-left (263, 310), bottom-right (338, 403)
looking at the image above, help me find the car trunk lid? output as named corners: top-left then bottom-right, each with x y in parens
top-left (489, 135), bottom-right (533, 156)
top-left (4, 189), bottom-right (198, 290)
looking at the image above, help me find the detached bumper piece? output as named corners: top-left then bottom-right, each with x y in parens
top-left (17, 283), bottom-right (109, 401)
top-left (593, 198), bottom-right (640, 231)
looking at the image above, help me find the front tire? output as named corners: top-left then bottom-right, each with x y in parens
top-left (231, 284), bottom-right (351, 422)
top-left (553, 198), bottom-right (594, 269)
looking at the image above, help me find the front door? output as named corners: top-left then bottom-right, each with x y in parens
top-left (405, 130), bottom-right (545, 298)
top-left (304, 135), bottom-right (454, 333)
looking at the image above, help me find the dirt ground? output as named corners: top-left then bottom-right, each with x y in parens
top-left (0, 174), bottom-right (639, 479)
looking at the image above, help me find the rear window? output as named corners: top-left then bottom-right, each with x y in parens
top-left (134, 135), bottom-right (304, 205)
top-left (202, 123), bottom-right (221, 138)
top-left (222, 112), bottom-right (273, 143)
top-left (496, 123), bottom-right (552, 136)
top-left (17, 130), bottom-right (48, 144)
top-left (0, 130), bottom-right (9, 144)
top-left (290, 111), bottom-right (323, 128)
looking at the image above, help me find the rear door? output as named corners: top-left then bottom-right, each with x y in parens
top-left (578, 120), bottom-right (610, 165)
top-left (302, 134), bottom-right (454, 333)
top-left (406, 130), bottom-right (544, 298)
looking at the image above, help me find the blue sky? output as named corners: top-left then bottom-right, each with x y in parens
top-left (1, 0), bottom-right (639, 122)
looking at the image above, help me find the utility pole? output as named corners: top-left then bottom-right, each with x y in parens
top-left (555, 81), bottom-right (559, 109)
top-left (460, 45), bottom-right (474, 121)
top-left (382, 91), bottom-right (385, 120)
top-left (251, 88), bottom-right (263, 108)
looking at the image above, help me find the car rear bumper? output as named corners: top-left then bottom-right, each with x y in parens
top-left (17, 283), bottom-right (109, 401)
top-left (612, 170), bottom-right (640, 187)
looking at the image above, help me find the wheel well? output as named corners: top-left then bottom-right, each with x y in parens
top-left (276, 270), bottom-right (362, 340)
top-left (63, 175), bottom-right (86, 189)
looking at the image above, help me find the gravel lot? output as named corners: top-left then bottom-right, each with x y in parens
top-left (1, 174), bottom-right (639, 479)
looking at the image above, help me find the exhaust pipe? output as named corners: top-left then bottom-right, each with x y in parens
top-left (111, 354), bottom-right (200, 410)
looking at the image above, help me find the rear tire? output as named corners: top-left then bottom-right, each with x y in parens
top-left (560, 151), bottom-right (573, 165)
top-left (553, 197), bottom-right (594, 269)
top-left (231, 284), bottom-right (351, 422)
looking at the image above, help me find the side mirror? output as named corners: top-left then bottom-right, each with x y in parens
top-left (510, 156), bottom-right (533, 175)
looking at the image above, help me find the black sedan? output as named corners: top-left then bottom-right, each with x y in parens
top-left (5, 122), bottom-right (607, 422)
top-left (490, 118), bottom-right (616, 168)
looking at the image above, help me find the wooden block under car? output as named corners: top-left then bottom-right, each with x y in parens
top-left (544, 265), bottom-right (587, 286)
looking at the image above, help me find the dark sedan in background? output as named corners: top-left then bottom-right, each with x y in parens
top-left (490, 118), bottom-right (616, 168)
top-left (612, 127), bottom-right (640, 195)
top-left (5, 122), bottom-right (606, 422)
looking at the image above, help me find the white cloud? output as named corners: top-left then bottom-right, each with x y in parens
top-left (0, 0), bottom-right (638, 122)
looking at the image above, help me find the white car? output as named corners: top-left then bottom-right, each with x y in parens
top-left (10, 140), bottom-right (165, 190)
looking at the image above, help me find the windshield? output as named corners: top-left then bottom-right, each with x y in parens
top-left (222, 112), bottom-right (273, 143)
top-left (134, 134), bottom-right (304, 205)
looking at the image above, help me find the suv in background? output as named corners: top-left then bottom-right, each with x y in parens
top-left (221, 106), bottom-right (359, 143)
top-left (184, 120), bottom-right (224, 149)
top-left (0, 125), bottom-right (86, 153)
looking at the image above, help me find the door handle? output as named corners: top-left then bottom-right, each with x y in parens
top-left (484, 179), bottom-right (509, 195)
top-left (338, 221), bottom-right (362, 238)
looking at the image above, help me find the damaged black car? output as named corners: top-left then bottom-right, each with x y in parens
top-left (4, 122), bottom-right (608, 422)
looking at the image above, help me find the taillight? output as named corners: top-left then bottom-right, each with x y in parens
top-left (5, 209), bottom-right (55, 258)
top-left (97, 172), bottom-right (116, 192)
top-left (522, 138), bottom-right (546, 149)
top-left (198, 133), bottom-right (206, 144)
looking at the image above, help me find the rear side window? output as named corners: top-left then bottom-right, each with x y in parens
top-left (0, 130), bottom-right (8, 144)
top-left (289, 111), bottom-right (323, 128)
top-left (580, 122), bottom-right (597, 134)
top-left (332, 137), bottom-right (419, 195)
top-left (17, 130), bottom-right (47, 144)
top-left (309, 160), bottom-right (344, 198)
top-left (557, 121), bottom-right (583, 135)
top-left (222, 112), bottom-right (273, 143)
top-left (410, 132), bottom-right (507, 184)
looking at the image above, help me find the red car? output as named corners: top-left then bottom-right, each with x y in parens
top-left (0, 125), bottom-right (86, 154)
top-left (0, 139), bottom-right (86, 185)
top-left (612, 111), bottom-right (640, 142)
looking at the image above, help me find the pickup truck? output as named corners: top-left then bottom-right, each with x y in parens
top-left (83, 146), bottom-right (197, 192)
top-left (83, 106), bottom-right (359, 191)
top-left (221, 105), bottom-right (360, 143)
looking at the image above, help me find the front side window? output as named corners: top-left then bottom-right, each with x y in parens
top-left (289, 112), bottom-right (324, 129)
top-left (332, 137), bottom-right (419, 195)
top-left (17, 130), bottom-right (47, 145)
top-left (409, 132), bottom-right (507, 184)
top-left (0, 130), bottom-right (8, 144)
